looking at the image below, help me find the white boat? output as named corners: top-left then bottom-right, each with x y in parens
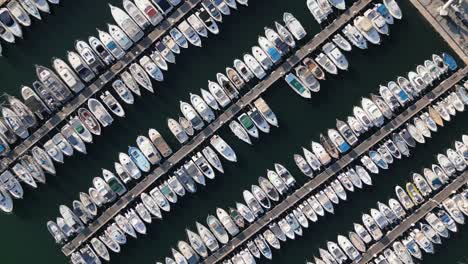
top-left (354, 16), bottom-right (380, 45)
top-left (323, 42), bottom-right (349, 70)
top-left (202, 146), bottom-right (224, 173)
top-left (112, 79), bottom-right (134, 104)
top-left (327, 241), bottom-right (347, 263)
top-left (12, 163), bottom-right (36, 188)
top-left (0, 8), bottom-right (22, 38)
top-left (180, 101), bottom-right (204, 130)
top-left (139, 55), bottom-right (163, 82)
top-left (52, 132), bottom-right (73, 157)
top-left (196, 221), bottom-right (219, 252)
top-left (211, 0), bottom-right (230, 16)
top-left (43, 140), bottom-right (63, 163)
top-left (1, 107), bottom-right (28, 139)
top-left (90, 238), bottom-right (110, 261)
top-left (362, 98), bottom-right (384, 127)
top-left (123, 0), bottom-right (150, 30)
top-left (109, 4), bottom-right (143, 42)
top-left (119, 152), bottom-right (141, 180)
top-left (327, 0), bottom-right (345, 10)
top-left (69, 117), bottom-right (92, 144)
top-left (364, 9), bottom-right (389, 35)
top-left (332, 33), bottom-right (352, 51)
top-left (336, 119), bottom-right (358, 146)
top-left (283, 12), bottom-right (306, 40)
top-left (18, 0), bottom-right (41, 20)
top-left (149, 187), bottom-right (170, 212)
top-left (362, 213), bottom-right (383, 240)
top-left (99, 92), bottom-right (124, 119)
top-left (226, 67), bottom-right (245, 90)
top-left (8, 1), bottom-right (31, 27)
top-left (75, 40), bottom-right (105, 74)
top-left (107, 23), bottom-right (133, 51)
top-left (192, 152), bottom-right (215, 180)
top-left (210, 135), bottom-right (237, 162)
top-left (392, 242), bottom-right (412, 264)
top-left (443, 198), bottom-right (465, 224)
top-left (31, 146), bottom-right (55, 175)
top-left (383, 0), bottom-right (402, 20)
top-left (307, 0), bottom-right (327, 24)
top-left (120, 71), bottom-right (141, 97)
top-left (229, 120), bottom-right (251, 144)
top-left (284, 73), bottom-right (312, 98)
top-left (197, 7), bottom-right (219, 35)
top-left (328, 128), bottom-right (350, 154)
top-left (253, 98), bottom-right (278, 127)
top-left (178, 20), bottom-right (202, 47)
top-left (136, 136), bottom-right (161, 165)
top-left (355, 165), bottom-right (372, 186)
top-left (248, 107), bottom-right (270, 133)
top-left (190, 93), bottom-right (215, 122)
top-left (315, 53), bottom-right (338, 75)
top-left (186, 228), bottom-right (208, 258)
top-left (311, 141), bottom-right (331, 165)
top-left (201, 0), bottom-right (222, 22)
top-left (135, 0), bottom-right (163, 26)
top-left (200, 88), bottom-right (219, 110)
top-left (216, 207), bottom-right (239, 236)
top-left (267, 169), bottom-right (288, 195)
top-left (97, 29), bottom-right (125, 59)
top-left (342, 24), bottom-right (367, 49)
top-left (168, 118), bottom-right (188, 144)
top-left (169, 28), bottom-right (188, 51)
top-left (295, 65), bottom-right (320, 92)
top-left (106, 223), bottom-right (126, 245)
top-left (252, 45), bottom-right (273, 70)
top-left (316, 191), bottom-right (334, 214)
top-left (67, 51), bottom-right (95, 82)
top-left (425, 212), bottom-right (449, 238)
top-left (234, 58), bottom-right (255, 82)
top-left (275, 21), bottom-right (295, 48)
top-left (52, 58), bottom-right (85, 93)
top-left (187, 13), bottom-right (208, 38)
top-left (206, 214), bottom-right (229, 244)
top-left (130, 62), bottom-right (154, 92)
top-left (217, 72), bottom-right (239, 100)
top-left (208, 80), bottom-right (231, 107)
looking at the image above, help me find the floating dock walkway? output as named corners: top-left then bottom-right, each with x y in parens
top-left (357, 170), bottom-right (468, 264)
top-left (200, 66), bottom-right (467, 264)
top-left (0, 0), bottom-right (203, 172)
top-left (61, 0), bottom-right (380, 255)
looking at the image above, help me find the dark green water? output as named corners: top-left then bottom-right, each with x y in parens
top-left (0, 0), bottom-right (466, 263)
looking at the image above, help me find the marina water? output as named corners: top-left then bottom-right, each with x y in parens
top-left (0, 0), bottom-right (466, 263)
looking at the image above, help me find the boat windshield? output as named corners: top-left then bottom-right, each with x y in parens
top-left (0, 11), bottom-right (14, 26)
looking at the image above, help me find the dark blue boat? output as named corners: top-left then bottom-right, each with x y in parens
top-left (442, 52), bottom-right (457, 71)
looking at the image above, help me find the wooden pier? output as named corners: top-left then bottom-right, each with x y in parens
top-left (200, 66), bottom-right (467, 264)
top-left (61, 0), bottom-right (380, 256)
top-left (0, 0), bottom-right (202, 172)
top-left (357, 170), bottom-right (468, 264)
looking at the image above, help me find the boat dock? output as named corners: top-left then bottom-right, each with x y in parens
top-left (61, 0), bottom-right (381, 256)
top-left (357, 170), bottom-right (468, 264)
top-left (408, 0), bottom-right (468, 66)
top-left (199, 66), bottom-right (468, 264)
top-left (0, 0), bottom-right (203, 172)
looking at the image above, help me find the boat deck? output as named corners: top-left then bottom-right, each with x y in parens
top-left (61, 0), bottom-right (380, 256)
top-left (357, 170), bottom-right (468, 264)
top-left (199, 66), bottom-right (467, 264)
top-left (0, 0), bottom-right (202, 172)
